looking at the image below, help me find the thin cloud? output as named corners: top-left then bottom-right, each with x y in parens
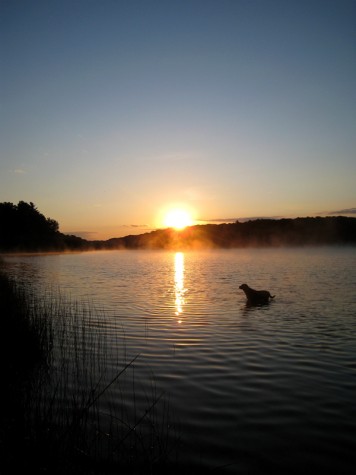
top-left (238, 216), bottom-right (283, 222)
top-left (198, 218), bottom-right (238, 224)
top-left (327, 208), bottom-right (356, 215)
top-left (65, 231), bottom-right (97, 239)
top-left (199, 216), bottom-right (282, 223)
top-left (13, 168), bottom-right (27, 174)
top-left (120, 224), bottom-right (149, 229)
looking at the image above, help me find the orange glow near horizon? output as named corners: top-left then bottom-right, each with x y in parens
top-left (163, 208), bottom-right (194, 230)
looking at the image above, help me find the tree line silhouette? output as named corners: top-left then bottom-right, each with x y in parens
top-left (0, 201), bottom-right (87, 251)
top-left (1, 201), bottom-right (356, 252)
top-left (103, 216), bottom-right (356, 250)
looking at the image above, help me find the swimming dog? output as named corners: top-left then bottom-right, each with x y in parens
top-left (239, 283), bottom-right (275, 305)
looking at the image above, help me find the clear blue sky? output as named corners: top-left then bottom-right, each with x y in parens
top-left (1, 0), bottom-right (355, 239)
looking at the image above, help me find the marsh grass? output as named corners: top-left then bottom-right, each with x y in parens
top-left (0, 269), bottom-right (179, 474)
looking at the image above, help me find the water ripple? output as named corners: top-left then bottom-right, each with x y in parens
top-left (3, 247), bottom-right (356, 472)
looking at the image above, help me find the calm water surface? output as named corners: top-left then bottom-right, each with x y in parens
top-left (4, 247), bottom-right (356, 473)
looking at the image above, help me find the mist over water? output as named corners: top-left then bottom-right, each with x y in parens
top-left (4, 247), bottom-right (356, 473)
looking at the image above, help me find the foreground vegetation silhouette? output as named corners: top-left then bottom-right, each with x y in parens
top-left (0, 269), bottom-right (180, 474)
top-left (1, 201), bottom-right (356, 252)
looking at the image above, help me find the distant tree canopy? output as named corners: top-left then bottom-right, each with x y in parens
top-left (0, 201), bottom-right (88, 251)
top-left (1, 201), bottom-right (356, 252)
top-left (104, 216), bottom-right (356, 250)
top-left (0, 201), bottom-right (59, 250)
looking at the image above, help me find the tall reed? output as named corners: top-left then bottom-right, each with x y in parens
top-left (0, 268), bottom-right (179, 473)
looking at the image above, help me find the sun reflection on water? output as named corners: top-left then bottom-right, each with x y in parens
top-left (174, 252), bottom-right (186, 322)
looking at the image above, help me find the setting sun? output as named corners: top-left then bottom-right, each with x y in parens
top-left (163, 209), bottom-right (194, 230)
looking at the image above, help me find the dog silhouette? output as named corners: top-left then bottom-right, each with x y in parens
top-left (239, 283), bottom-right (275, 305)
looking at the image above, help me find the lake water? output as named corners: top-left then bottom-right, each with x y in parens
top-left (3, 247), bottom-right (356, 473)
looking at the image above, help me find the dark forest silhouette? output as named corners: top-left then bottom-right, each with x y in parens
top-left (0, 201), bottom-right (87, 251)
top-left (1, 201), bottom-right (356, 252)
top-left (103, 216), bottom-right (356, 250)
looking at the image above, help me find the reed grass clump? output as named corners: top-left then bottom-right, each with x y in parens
top-left (0, 269), bottom-right (179, 474)
top-left (0, 270), bottom-right (53, 473)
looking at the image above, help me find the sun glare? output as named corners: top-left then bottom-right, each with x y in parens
top-left (163, 209), bottom-right (193, 230)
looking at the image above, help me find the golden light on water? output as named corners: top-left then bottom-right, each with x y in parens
top-left (174, 252), bottom-right (186, 322)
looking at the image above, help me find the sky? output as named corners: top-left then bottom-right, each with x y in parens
top-left (1, 0), bottom-right (355, 240)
